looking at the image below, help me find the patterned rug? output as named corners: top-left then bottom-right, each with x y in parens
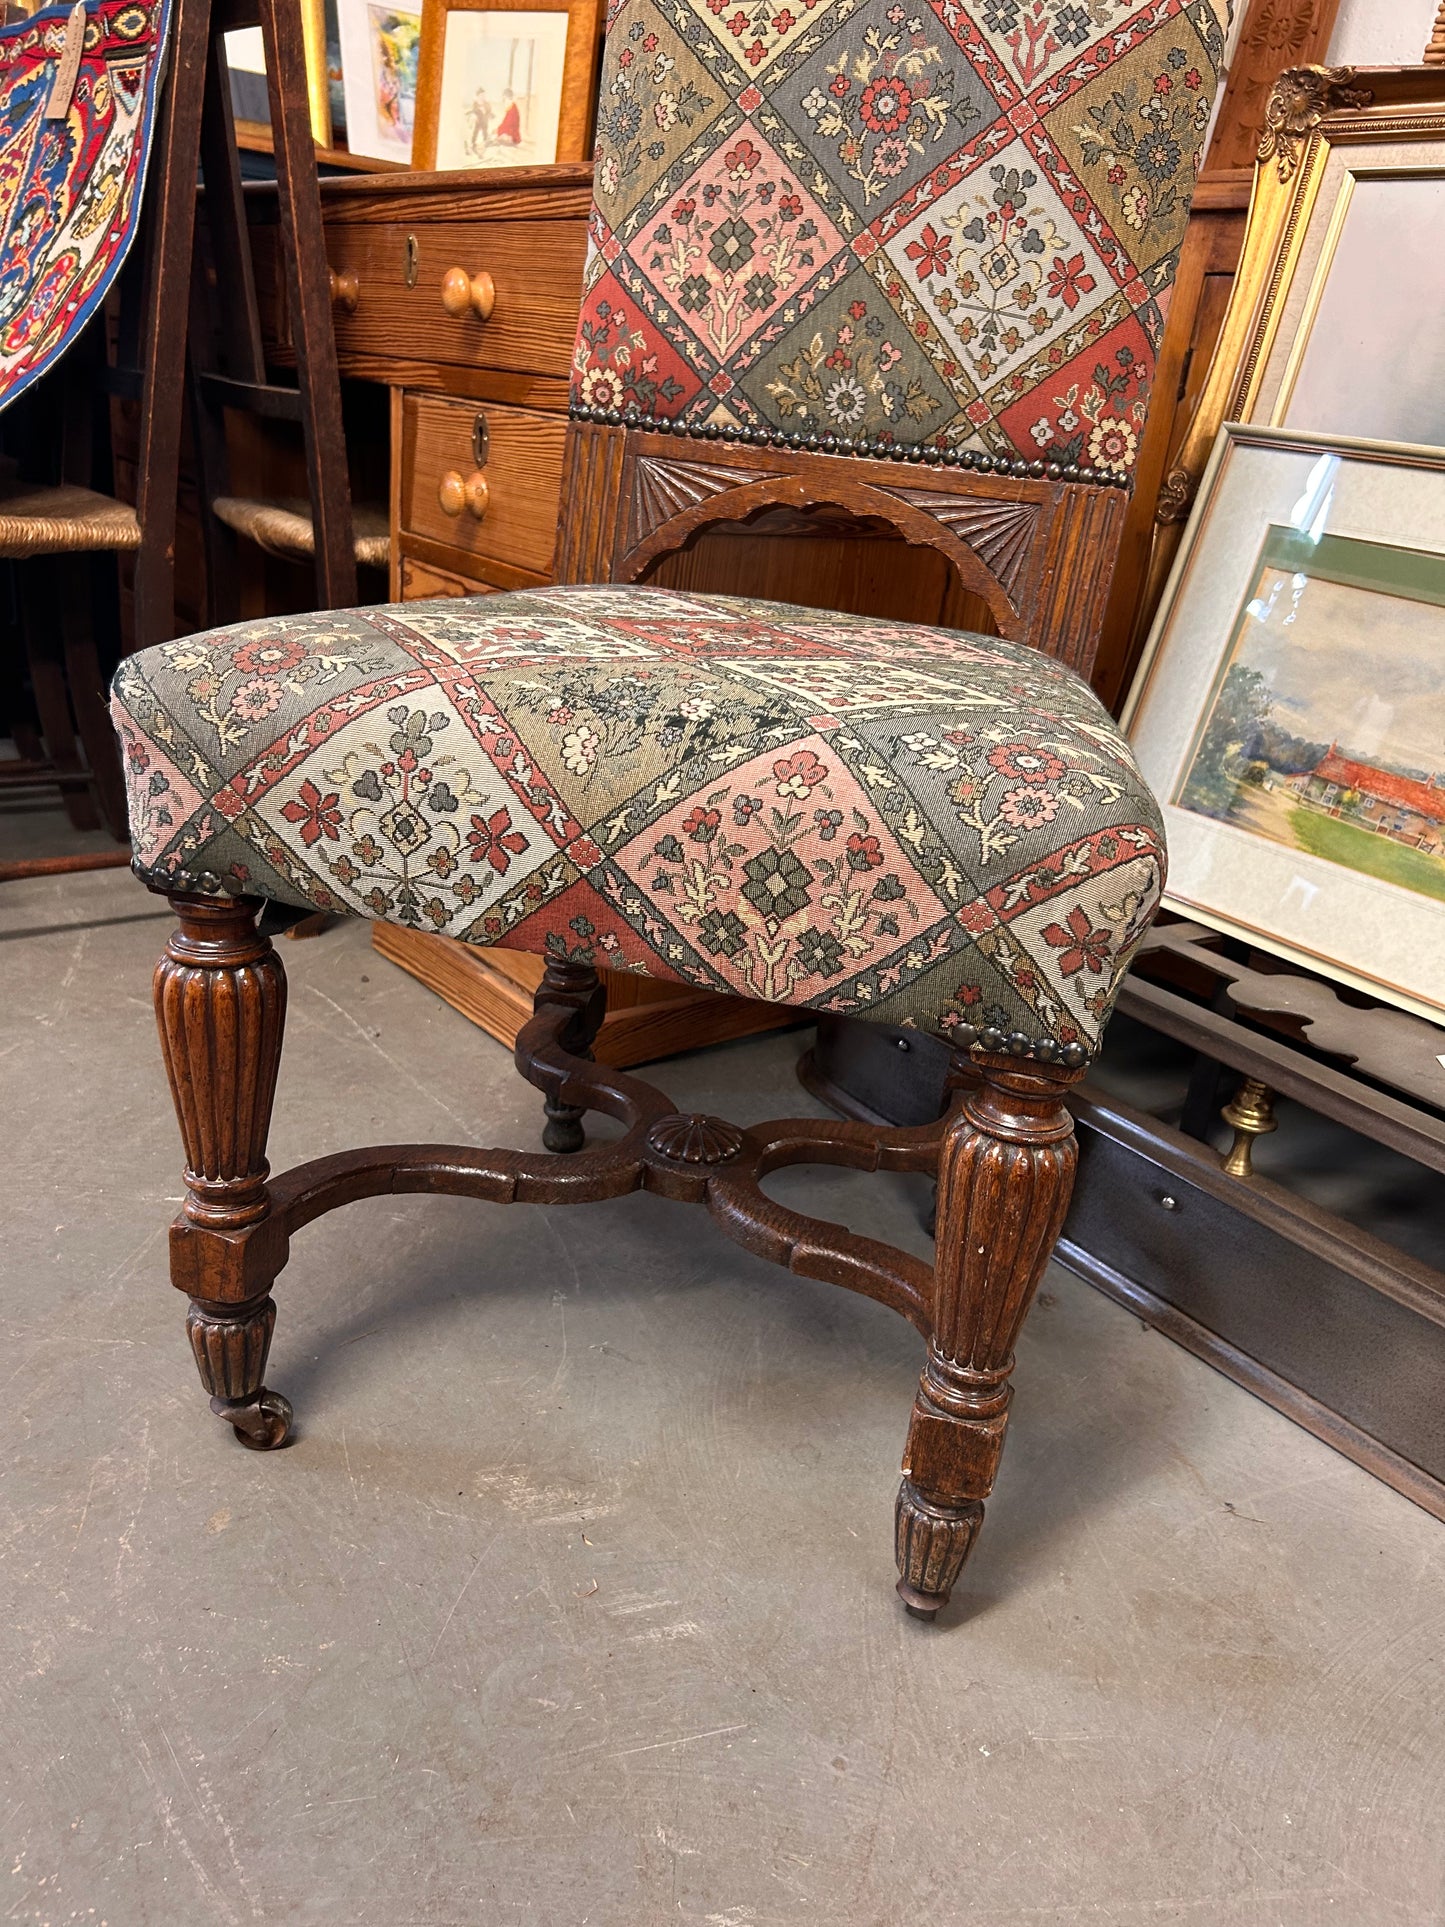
top-left (0, 0), bottom-right (173, 411)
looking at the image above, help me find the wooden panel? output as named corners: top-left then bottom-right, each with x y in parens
top-left (309, 160), bottom-right (596, 227)
top-left (1202, 0), bottom-right (1342, 179)
top-left (322, 220), bottom-right (586, 380)
top-left (565, 421), bottom-right (1092, 659)
top-left (371, 925), bottom-right (799, 1068)
top-left (322, 357), bottom-right (572, 408)
top-left (399, 394), bottom-right (567, 574)
top-left (554, 418), bottom-right (626, 583)
top-left (647, 518), bottom-right (1000, 635)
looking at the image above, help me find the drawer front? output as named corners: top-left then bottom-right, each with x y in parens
top-left (1062, 1110), bottom-right (1445, 1482)
top-left (324, 221), bottom-right (586, 379)
top-left (400, 394), bottom-right (567, 576)
top-left (399, 554), bottom-right (502, 600)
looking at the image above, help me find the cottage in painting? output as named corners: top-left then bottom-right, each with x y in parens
top-left (1291, 748), bottom-right (1445, 855)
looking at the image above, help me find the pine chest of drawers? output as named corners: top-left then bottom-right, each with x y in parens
top-left (255, 161), bottom-right (592, 602)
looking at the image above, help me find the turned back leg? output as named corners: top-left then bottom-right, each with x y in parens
top-left (896, 1051), bottom-right (1082, 1617)
top-left (527, 953), bottom-right (606, 1152)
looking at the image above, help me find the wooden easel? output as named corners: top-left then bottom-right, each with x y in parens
top-left (132, 0), bottom-right (358, 643)
top-left (0, 0), bottom-right (357, 884)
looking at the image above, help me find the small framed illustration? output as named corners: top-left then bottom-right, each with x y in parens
top-left (338, 0), bottom-right (423, 163)
top-left (411, 0), bottom-right (602, 172)
top-left (1123, 424), bottom-right (1445, 1027)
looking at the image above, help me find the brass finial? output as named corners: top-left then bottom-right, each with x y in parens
top-left (1221, 1078), bottom-right (1278, 1180)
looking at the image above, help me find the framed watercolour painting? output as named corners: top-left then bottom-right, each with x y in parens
top-left (1124, 426), bottom-right (1445, 1027)
top-left (411, 0), bottom-right (602, 171)
top-left (339, 0), bottom-right (423, 162)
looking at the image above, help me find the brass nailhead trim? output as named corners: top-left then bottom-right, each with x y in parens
top-left (567, 404), bottom-right (1126, 489)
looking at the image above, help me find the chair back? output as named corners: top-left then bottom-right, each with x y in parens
top-left (571, 0), bottom-right (1230, 489)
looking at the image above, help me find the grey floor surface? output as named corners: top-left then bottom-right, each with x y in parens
top-left (4, 851), bottom-right (1445, 1925)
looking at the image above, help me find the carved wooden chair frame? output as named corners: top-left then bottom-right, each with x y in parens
top-left (155, 889), bottom-right (1085, 1619)
top-left (557, 422), bottom-right (1128, 674)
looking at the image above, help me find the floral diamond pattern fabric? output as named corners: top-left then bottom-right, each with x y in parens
top-left (575, 0), bottom-right (1228, 475)
top-left (113, 587), bottom-right (1166, 1053)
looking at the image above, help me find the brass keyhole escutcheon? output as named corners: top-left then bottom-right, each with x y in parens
top-left (472, 413), bottom-right (489, 468)
top-left (404, 233), bottom-right (419, 288)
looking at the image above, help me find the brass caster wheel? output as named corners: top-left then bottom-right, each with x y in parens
top-left (213, 1388), bottom-right (293, 1450)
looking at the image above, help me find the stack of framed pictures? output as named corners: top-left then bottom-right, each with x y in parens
top-left (227, 0), bottom-right (603, 169)
top-left (1124, 70), bottom-right (1445, 1034)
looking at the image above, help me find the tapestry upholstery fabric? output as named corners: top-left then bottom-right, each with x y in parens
top-left (572, 0), bottom-right (1229, 480)
top-left (112, 586), bottom-right (1165, 1056)
top-left (0, 0), bottom-right (173, 411)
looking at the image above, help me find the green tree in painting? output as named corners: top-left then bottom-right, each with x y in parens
top-left (1180, 664), bottom-right (1276, 819)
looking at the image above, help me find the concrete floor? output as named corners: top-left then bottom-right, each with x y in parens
top-left (5, 835), bottom-right (1445, 1925)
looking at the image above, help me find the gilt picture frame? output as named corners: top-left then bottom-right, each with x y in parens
top-left (410, 0), bottom-right (602, 172)
top-left (223, 0), bottom-right (333, 153)
top-left (1145, 69), bottom-right (1445, 619)
top-left (1123, 424), bottom-right (1445, 1028)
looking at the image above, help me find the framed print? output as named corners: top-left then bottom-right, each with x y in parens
top-left (411, 0), bottom-right (602, 172)
top-left (222, 0), bottom-right (333, 151)
top-left (339, 0), bottom-right (423, 163)
top-left (1124, 425), bottom-right (1445, 1027)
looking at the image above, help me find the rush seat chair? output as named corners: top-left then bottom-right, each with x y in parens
top-left (112, 0), bottom-right (1227, 1618)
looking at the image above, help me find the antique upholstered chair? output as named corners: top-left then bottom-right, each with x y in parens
top-left (111, 0), bottom-right (1228, 1620)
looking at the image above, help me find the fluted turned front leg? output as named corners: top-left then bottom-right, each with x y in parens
top-left (896, 1051), bottom-right (1083, 1619)
top-left (529, 953), bottom-right (606, 1152)
top-left (153, 892), bottom-right (293, 1448)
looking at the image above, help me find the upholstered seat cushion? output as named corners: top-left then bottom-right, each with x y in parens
top-left (112, 587), bottom-right (1163, 1056)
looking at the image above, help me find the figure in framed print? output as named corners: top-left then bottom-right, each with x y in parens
top-left (411, 0), bottom-right (601, 170)
top-left (437, 15), bottom-right (560, 167)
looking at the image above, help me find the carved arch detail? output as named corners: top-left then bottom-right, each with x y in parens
top-left (616, 468), bottom-right (1051, 641)
top-left (872, 490), bottom-right (1042, 600)
top-left (627, 455), bottom-right (773, 551)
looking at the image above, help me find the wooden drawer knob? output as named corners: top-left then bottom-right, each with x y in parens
top-left (438, 469), bottom-right (490, 520)
top-left (440, 267), bottom-right (496, 321)
top-left (328, 267), bottom-right (360, 313)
